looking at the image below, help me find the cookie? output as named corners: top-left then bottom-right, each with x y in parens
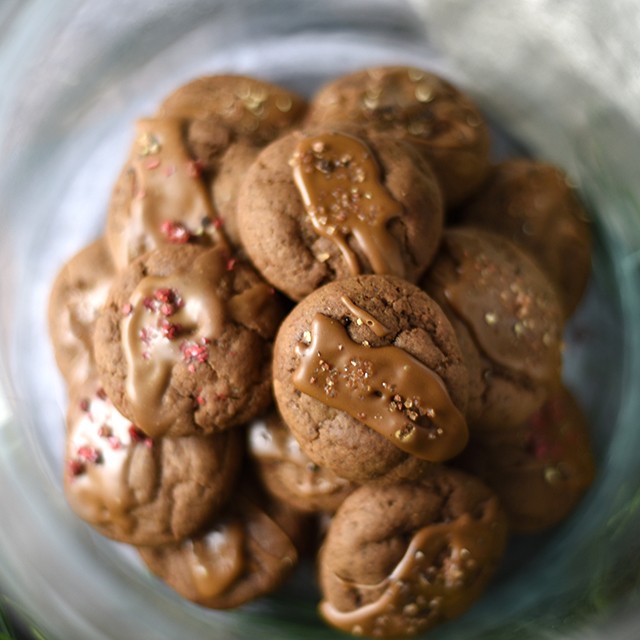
top-left (93, 244), bottom-right (283, 438)
top-left (421, 228), bottom-right (564, 431)
top-left (48, 238), bottom-right (115, 386)
top-left (318, 467), bottom-right (509, 638)
top-left (156, 74), bottom-right (307, 147)
top-left (138, 480), bottom-right (302, 609)
top-left (237, 128), bottom-right (444, 300)
top-left (273, 275), bottom-right (469, 483)
top-left (455, 385), bottom-right (596, 533)
top-left (212, 141), bottom-right (261, 248)
top-left (106, 117), bottom-right (231, 271)
top-left (305, 65), bottom-right (491, 207)
top-left (64, 375), bottom-right (242, 546)
top-left (457, 159), bottom-right (592, 316)
top-left (248, 412), bottom-right (356, 513)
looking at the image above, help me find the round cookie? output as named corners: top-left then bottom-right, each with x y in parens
top-left (248, 412), bottom-right (357, 514)
top-left (318, 468), bottom-right (509, 638)
top-left (273, 275), bottom-right (469, 484)
top-left (457, 159), bottom-right (592, 316)
top-left (421, 228), bottom-right (564, 431)
top-left (105, 116), bottom-right (231, 271)
top-left (212, 141), bottom-right (261, 248)
top-left (305, 65), bottom-right (491, 207)
top-left (94, 244), bottom-right (283, 438)
top-left (156, 74), bottom-right (307, 147)
top-left (455, 385), bottom-right (596, 533)
top-left (48, 238), bottom-right (115, 386)
top-left (64, 375), bottom-right (242, 546)
top-left (138, 480), bottom-right (302, 609)
top-left (237, 128), bottom-right (444, 301)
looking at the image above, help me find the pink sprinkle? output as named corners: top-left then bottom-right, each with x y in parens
top-left (160, 220), bottom-right (192, 245)
top-left (146, 158), bottom-right (161, 170)
top-left (226, 258), bottom-right (237, 271)
top-left (79, 398), bottom-right (90, 412)
top-left (160, 319), bottom-right (180, 339)
top-left (121, 303), bottom-right (133, 316)
top-left (182, 342), bottom-right (209, 364)
top-left (135, 189), bottom-right (146, 200)
top-left (108, 436), bottom-right (122, 450)
top-left (77, 445), bottom-right (102, 464)
top-left (186, 159), bottom-right (203, 178)
top-left (195, 396), bottom-right (205, 406)
top-left (68, 459), bottom-right (85, 478)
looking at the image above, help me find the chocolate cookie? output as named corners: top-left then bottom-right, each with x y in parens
top-left (237, 128), bottom-right (444, 300)
top-left (318, 468), bottom-right (509, 638)
top-left (48, 238), bottom-right (115, 386)
top-left (305, 66), bottom-right (491, 207)
top-left (421, 228), bottom-right (564, 431)
top-left (64, 375), bottom-right (242, 546)
top-left (105, 117), bottom-right (231, 271)
top-left (156, 74), bottom-right (307, 147)
top-left (248, 412), bottom-right (356, 513)
top-left (138, 481), bottom-right (302, 609)
top-left (93, 244), bottom-right (283, 438)
top-left (212, 141), bottom-right (261, 248)
top-left (457, 159), bottom-right (592, 316)
top-left (455, 385), bottom-right (596, 533)
top-left (273, 275), bottom-right (469, 484)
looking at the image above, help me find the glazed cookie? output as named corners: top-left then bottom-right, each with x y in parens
top-left (157, 74), bottom-right (307, 147)
top-left (138, 482), bottom-right (302, 609)
top-left (455, 385), bottom-right (596, 533)
top-left (421, 228), bottom-right (564, 431)
top-left (237, 128), bottom-right (444, 300)
top-left (273, 275), bottom-right (469, 484)
top-left (248, 412), bottom-right (357, 514)
top-left (106, 117), bottom-right (231, 271)
top-left (93, 244), bottom-right (283, 438)
top-left (64, 375), bottom-right (242, 546)
top-left (457, 159), bottom-right (592, 317)
top-left (318, 468), bottom-right (509, 638)
top-left (305, 66), bottom-right (491, 207)
top-left (48, 238), bottom-right (115, 386)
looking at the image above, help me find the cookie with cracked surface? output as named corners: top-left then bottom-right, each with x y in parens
top-left (93, 244), bottom-right (283, 438)
top-left (137, 479), bottom-right (303, 609)
top-left (64, 375), bottom-right (242, 546)
top-left (305, 65), bottom-right (491, 207)
top-left (456, 159), bottom-right (592, 317)
top-left (318, 467), bottom-right (509, 638)
top-left (273, 275), bottom-right (469, 483)
top-left (421, 228), bottom-right (564, 431)
top-left (455, 385), bottom-right (596, 533)
top-left (237, 128), bottom-right (443, 301)
top-left (157, 74), bottom-right (307, 148)
top-left (48, 238), bottom-right (115, 386)
top-left (248, 411), bottom-right (357, 514)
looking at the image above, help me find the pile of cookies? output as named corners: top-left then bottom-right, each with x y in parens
top-left (48, 66), bottom-right (596, 637)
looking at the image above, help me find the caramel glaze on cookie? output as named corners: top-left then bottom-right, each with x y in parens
top-left (422, 227), bottom-right (564, 432)
top-left (94, 244), bottom-right (284, 438)
top-left (64, 374), bottom-right (242, 546)
top-left (318, 468), bottom-right (509, 638)
top-left (248, 412), bottom-right (357, 514)
top-left (48, 238), bottom-right (115, 386)
top-left (456, 159), bottom-right (592, 317)
top-left (305, 66), bottom-right (491, 208)
top-left (237, 128), bottom-right (443, 301)
top-left (137, 479), bottom-right (305, 609)
top-left (455, 385), bottom-right (596, 533)
top-left (273, 275), bottom-right (469, 483)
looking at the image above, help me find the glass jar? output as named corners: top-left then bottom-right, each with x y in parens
top-left (1, 1), bottom-right (639, 638)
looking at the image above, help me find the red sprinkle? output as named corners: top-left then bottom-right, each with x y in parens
top-left (77, 445), bottom-right (102, 464)
top-left (128, 425), bottom-right (153, 448)
top-left (79, 398), bottom-right (90, 412)
top-left (226, 257), bottom-right (237, 272)
top-left (212, 217), bottom-right (224, 230)
top-left (68, 459), bottom-right (86, 477)
top-left (186, 159), bottom-right (203, 178)
top-left (160, 220), bottom-right (192, 245)
top-left (182, 342), bottom-right (209, 364)
top-left (160, 319), bottom-right (181, 340)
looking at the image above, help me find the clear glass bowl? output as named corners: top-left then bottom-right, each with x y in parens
top-left (1, 1), bottom-right (640, 639)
